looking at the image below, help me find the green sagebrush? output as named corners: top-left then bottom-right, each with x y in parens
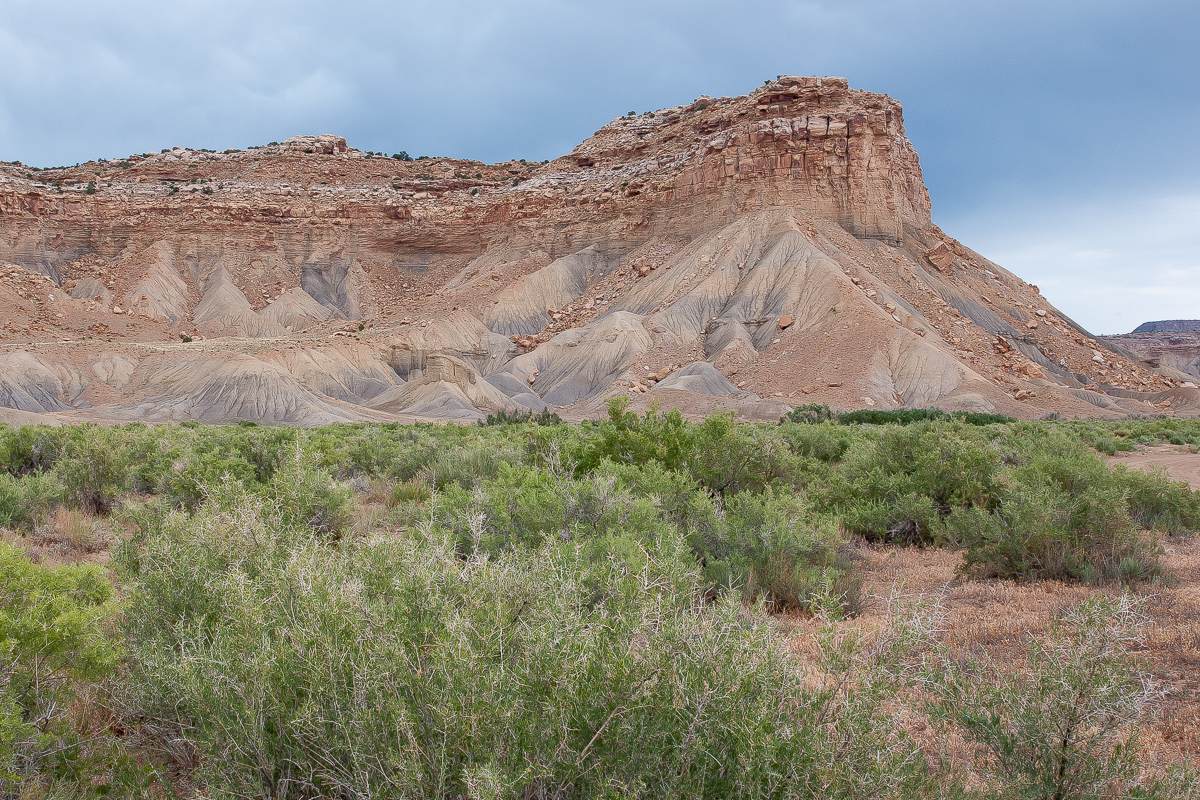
top-left (3, 412), bottom-right (1198, 595)
top-left (0, 415), bottom-right (1192, 795)
top-left (0, 543), bottom-right (119, 793)
top-left (953, 426), bottom-right (1191, 583)
top-left (0, 472), bottom-right (61, 529)
top-left (115, 483), bottom-right (938, 800)
top-left (54, 425), bottom-right (130, 515)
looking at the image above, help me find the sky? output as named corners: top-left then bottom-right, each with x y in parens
top-left (1, 0), bottom-right (1197, 334)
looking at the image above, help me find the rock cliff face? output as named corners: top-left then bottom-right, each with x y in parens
top-left (0, 76), bottom-right (1196, 424)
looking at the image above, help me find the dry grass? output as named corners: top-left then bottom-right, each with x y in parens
top-left (360, 478), bottom-right (433, 509)
top-left (2, 505), bottom-right (111, 566)
top-left (828, 538), bottom-right (1200, 768)
top-left (350, 502), bottom-right (388, 539)
top-left (392, 477), bottom-right (432, 505)
top-left (362, 478), bottom-right (396, 506)
top-left (769, 535), bottom-right (1200, 788)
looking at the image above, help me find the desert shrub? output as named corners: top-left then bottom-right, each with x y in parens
top-left (837, 408), bottom-right (1013, 426)
top-left (433, 466), bottom-right (564, 554)
top-left (32, 506), bottom-right (109, 557)
top-left (558, 469), bottom-right (638, 536)
top-left (0, 425), bottom-right (62, 476)
top-left (878, 423), bottom-right (1002, 512)
top-left (391, 476), bottom-right (432, 506)
top-left (386, 428), bottom-right (444, 480)
top-left (954, 411), bottom-right (1017, 426)
top-left (120, 423), bottom-right (177, 494)
top-left (0, 543), bottom-right (121, 793)
top-left (158, 445), bottom-right (258, 512)
top-left (6, 418), bottom-right (1194, 793)
top-left (421, 435), bottom-right (526, 490)
top-left (570, 397), bottom-right (692, 474)
top-left (992, 421), bottom-right (1071, 469)
top-left (433, 460), bottom-right (678, 562)
top-left (700, 489), bottom-right (859, 614)
top-left (1060, 418), bottom-right (1200, 452)
top-left (0, 477), bottom-right (28, 528)
top-left (479, 407), bottom-right (563, 426)
top-left (238, 426), bottom-right (298, 483)
top-left (1092, 434), bottom-right (1136, 456)
top-left (53, 425), bottom-right (129, 514)
top-left (304, 426), bottom-right (367, 473)
top-left (782, 402), bottom-right (834, 424)
top-left (780, 420), bottom-right (857, 461)
top-left (952, 497), bottom-right (1158, 584)
top-left (449, 457), bottom-right (859, 612)
top-left (265, 438), bottom-right (353, 538)
top-left (819, 422), bottom-right (1002, 544)
top-left (929, 594), bottom-right (1194, 800)
top-left (839, 407), bottom-right (951, 425)
top-left (600, 459), bottom-right (726, 547)
top-left (841, 492), bottom-right (944, 545)
top-left (954, 444), bottom-right (1166, 583)
top-left (688, 413), bottom-right (799, 495)
top-left (0, 472), bottom-right (61, 529)
top-left (1113, 464), bottom-right (1200, 533)
top-left (596, 456), bottom-right (695, 504)
top-left (116, 491), bottom-right (938, 800)
top-left (332, 424), bottom-right (409, 478)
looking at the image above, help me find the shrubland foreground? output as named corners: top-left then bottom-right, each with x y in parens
top-left (2, 407), bottom-right (1200, 798)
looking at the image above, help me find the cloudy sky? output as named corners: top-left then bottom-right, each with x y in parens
top-left (2, 0), bottom-right (1197, 334)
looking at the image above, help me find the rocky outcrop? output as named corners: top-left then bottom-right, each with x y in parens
top-left (484, 245), bottom-right (618, 336)
top-left (368, 353), bottom-right (516, 421)
top-left (280, 135), bottom-right (348, 155)
top-left (91, 352), bottom-right (138, 389)
top-left (110, 354), bottom-right (374, 425)
top-left (0, 352), bottom-right (87, 413)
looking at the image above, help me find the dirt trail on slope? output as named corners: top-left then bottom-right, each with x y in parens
top-left (1110, 446), bottom-right (1200, 489)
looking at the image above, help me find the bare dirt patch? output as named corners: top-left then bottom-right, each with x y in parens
top-left (1111, 445), bottom-right (1200, 489)
top-left (792, 539), bottom-right (1200, 767)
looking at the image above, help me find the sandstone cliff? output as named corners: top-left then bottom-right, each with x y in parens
top-left (0, 77), bottom-right (1195, 424)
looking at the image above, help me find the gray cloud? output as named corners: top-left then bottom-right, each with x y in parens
top-left (953, 191), bottom-right (1200, 335)
top-left (1, 0), bottom-right (1197, 333)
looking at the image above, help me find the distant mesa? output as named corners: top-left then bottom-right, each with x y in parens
top-left (1103, 321), bottom-right (1200, 383)
top-left (1132, 320), bottom-right (1200, 334)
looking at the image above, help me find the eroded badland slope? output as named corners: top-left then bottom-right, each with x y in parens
top-left (2, 77), bottom-right (1196, 425)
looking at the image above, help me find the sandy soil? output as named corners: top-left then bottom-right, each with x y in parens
top-left (1111, 445), bottom-right (1200, 489)
top-left (833, 541), bottom-right (1200, 765)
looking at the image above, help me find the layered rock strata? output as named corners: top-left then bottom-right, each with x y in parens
top-left (0, 77), bottom-right (1195, 424)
